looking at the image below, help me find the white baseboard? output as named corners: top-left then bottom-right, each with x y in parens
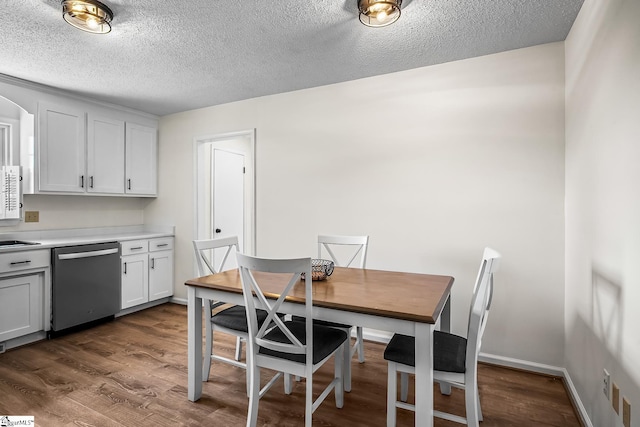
top-left (116, 298), bottom-right (171, 317)
top-left (479, 353), bottom-right (593, 427)
top-left (361, 328), bottom-right (392, 343)
top-left (171, 297), bottom-right (187, 305)
top-left (2, 330), bottom-right (47, 352)
top-left (478, 352), bottom-right (565, 376)
top-left (561, 366), bottom-right (594, 427)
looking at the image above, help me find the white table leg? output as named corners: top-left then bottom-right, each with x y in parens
top-left (414, 322), bottom-right (434, 427)
top-left (188, 286), bottom-right (203, 401)
top-left (438, 296), bottom-right (452, 396)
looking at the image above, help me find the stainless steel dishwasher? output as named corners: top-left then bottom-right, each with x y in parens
top-left (51, 242), bottom-right (121, 334)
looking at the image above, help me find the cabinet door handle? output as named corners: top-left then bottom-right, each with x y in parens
top-left (123, 262), bottom-right (127, 274)
top-left (90, 176), bottom-right (94, 188)
top-left (150, 258), bottom-right (155, 269)
top-left (58, 248), bottom-right (118, 260)
top-left (10, 260), bottom-right (32, 266)
top-left (127, 179), bottom-right (132, 190)
top-left (80, 175), bottom-right (84, 188)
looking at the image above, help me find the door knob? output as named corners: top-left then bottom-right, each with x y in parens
top-left (215, 228), bottom-right (222, 233)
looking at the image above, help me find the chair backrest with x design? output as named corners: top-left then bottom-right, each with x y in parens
top-left (236, 253), bottom-right (314, 369)
top-left (318, 235), bottom-right (369, 268)
top-left (193, 236), bottom-right (239, 277)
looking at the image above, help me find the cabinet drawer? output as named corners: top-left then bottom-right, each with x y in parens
top-left (121, 240), bottom-right (148, 255)
top-left (149, 237), bottom-right (173, 252)
top-left (0, 250), bottom-right (50, 273)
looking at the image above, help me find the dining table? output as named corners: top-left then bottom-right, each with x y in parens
top-left (185, 266), bottom-right (454, 427)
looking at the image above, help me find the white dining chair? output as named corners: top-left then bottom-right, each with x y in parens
top-left (319, 234), bottom-right (369, 371)
top-left (384, 247), bottom-right (501, 427)
top-left (237, 253), bottom-right (348, 427)
top-left (292, 234), bottom-right (369, 392)
top-left (194, 236), bottom-right (269, 394)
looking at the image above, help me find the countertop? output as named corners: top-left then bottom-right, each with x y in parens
top-left (0, 225), bottom-right (174, 253)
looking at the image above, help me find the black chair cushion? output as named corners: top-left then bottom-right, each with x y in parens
top-left (258, 321), bottom-right (348, 364)
top-left (291, 315), bottom-right (352, 330)
top-left (383, 331), bottom-right (467, 373)
top-left (210, 305), bottom-right (274, 332)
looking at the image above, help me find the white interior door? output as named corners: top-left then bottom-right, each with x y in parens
top-left (195, 130), bottom-right (255, 275)
top-left (213, 148), bottom-right (244, 263)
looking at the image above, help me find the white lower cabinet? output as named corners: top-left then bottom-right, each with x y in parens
top-left (121, 237), bottom-right (173, 310)
top-left (0, 249), bottom-right (50, 343)
top-left (0, 274), bottom-right (43, 342)
top-left (149, 248), bottom-right (173, 301)
top-left (121, 252), bottom-right (148, 309)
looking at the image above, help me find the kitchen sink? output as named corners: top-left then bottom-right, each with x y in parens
top-left (0, 240), bottom-right (41, 247)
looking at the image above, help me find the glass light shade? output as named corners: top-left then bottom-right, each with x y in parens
top-left (62, 0), bottom-right (113, 34)
top-left (358, 0), bottom-right (402, 27)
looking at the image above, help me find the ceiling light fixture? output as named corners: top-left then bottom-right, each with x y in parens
top-left (62, 0), bottom-right (113, 34)
top-left (358, 0), bottom-right (402, 28)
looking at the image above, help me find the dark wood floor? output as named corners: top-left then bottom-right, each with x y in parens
top-left (0, 303), bottom-right (581, 426)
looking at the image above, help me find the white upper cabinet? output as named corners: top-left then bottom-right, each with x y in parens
top-left (125, 123), bottom-right (157, 195)
top-left (38, 102), bottom-right (86, 193)
top-left (87, 114), bottom-right (125, 194)
top-left (29, 100), bottom-right (157, 197)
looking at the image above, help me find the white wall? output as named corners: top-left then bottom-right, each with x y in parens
top-left (148, 42), bottom-right (566, 366)
top-left (565, 0), bottom-right (640, 425)
top-left (18, 195), bottom-right (147, 229)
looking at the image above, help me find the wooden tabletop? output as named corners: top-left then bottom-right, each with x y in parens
top-left (185, 267), bottom-right (454, 324)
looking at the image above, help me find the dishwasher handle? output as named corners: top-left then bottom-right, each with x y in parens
top-left (57, 248), bottom-right (119, 260)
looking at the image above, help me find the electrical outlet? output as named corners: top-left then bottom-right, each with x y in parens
top-left (623, 397), bottom-right (631, 427)
top-left (613, 383), bottom-right (620, 413)
top-left (603, 369), bottom-right (611, 399)
top-left (24, 211), bottom-right (39, 222)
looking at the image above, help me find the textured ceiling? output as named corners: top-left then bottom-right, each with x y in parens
top-left (0, 0), bottom-right (583, 116)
